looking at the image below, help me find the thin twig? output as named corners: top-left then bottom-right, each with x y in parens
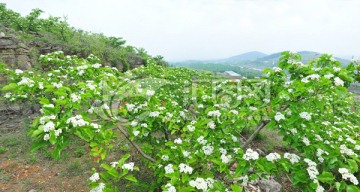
top-left (117, 125), bottom-right (156, 163)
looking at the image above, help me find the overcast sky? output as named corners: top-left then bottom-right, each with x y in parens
top-left (2, 0), bottom-right (360, 61)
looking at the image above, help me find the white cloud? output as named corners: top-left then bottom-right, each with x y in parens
top-left (2, 0), bottom-right (360, 61)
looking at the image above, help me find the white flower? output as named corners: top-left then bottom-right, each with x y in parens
top-left (197, 136), bottom-right (207, 145)
top-left (207, 110), bottom-right (221, 118)
top-left (202, 145), bottom-right (214, 155)
top-left (302, 137), bottom-right (310, 146)
top-left (266, 153), bottom-right (281, 162)
top-left (340, 144), bottom-right (357, 156)
top-left (162, 155), bottom-right (169, 161)
top-left (249, 106), bottom-right (257, 111)
top-left (89, 172), bottom-right (100, 182)
top-left (174, 138), bottom-right (182, 144)
top-left (333, 67), bottom-right (341, 72)
top-left (284, 153), bottom-right (300, 164)
top-left (122, 162), bottom-right (134, 171)
top-left (243, 148), bottom-right (259, 161)
top-left (300, 112), bottom-right (311, 120)
top-left (165, 183), bottom-right (176, 192)
top-left (164, 164), bottom-right (174, 174)
top-left (273, 67), bottom-right (282, 73)
top-left (43, 104), bottom-right (54, 108)
top-left (187, 125), bottom-right (195, 132)
top-left (52, 82), bottom-right (63, 88)
top-left (274, 112), bottom-right (285, 122)
top-left (17, 77), bottom-right (35, 87)
top-left (126, 104), bottom-right (136, 112)
top-left (66, 115), bottom-right (89, 127)
top-left (102, 104), bottom-right (110, 110)
top-left (334, 77), bottom-right (344, 86)
top-left (110, 162), bottom-right (118, 167)
top-left (70, 93), bottom-right (81, 102)
top-left (339, 168), bottom-right (359, 185)
top-left (146, 90), bottom-right (155, 96)
top-left (207, 121), bottom-right (216, 129)
top-left (54, 129), bottom-right (62, 137)
top-left (179, 163), bottom-right (193, 174)
top-left (130, 121), bottom-right (138, 127)
top-left (15, 69), bottom-right (23, 75)
top-left (316, 185), bottom-right (324, 192)
top-left (182, 151), bottom-right (191, 158)
top-left (92, 63), bottom-right (102, 68)
top-left (149, 111), bottom-right (160, 117)
top-left (189, 178), bottom-right (208, 190)
top-left (133, 130), bottom-right (140, 136)
top-left (90, 183), bottom-right (105, 192)
top-left (141, 123), bottom-right (148, 128)
top-left (221, 153), bottom-right (232, 163)
top-left (43, 121), bottom-right (55, 132)
top-left (43, 134), bottom-right (50, 141)
top-left (324, 73), bottom-right (334, 79)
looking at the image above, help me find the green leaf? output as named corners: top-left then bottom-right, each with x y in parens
top-left (2, 83), bottom-right (18, 91)
top-left (125, 175), bottom-right (138, 182)
top-left (346, 185), bottom-right (360, 192)
top-left (347, 159), bottom-right (358, 172)
top-left (30, 141), bottom-right (46, 152)
top-left (231, 184), bottom-right (243, 192)
top-left (317, 171), bottom-right (335, 183)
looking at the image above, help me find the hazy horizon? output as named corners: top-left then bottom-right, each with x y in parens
top-left (2, 0), bottom-right (360, 61)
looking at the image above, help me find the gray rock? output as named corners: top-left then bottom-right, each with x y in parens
top-left (258, 179), bottom-right (282, 192)
top-left (0, 32), bottom-right (5, 37)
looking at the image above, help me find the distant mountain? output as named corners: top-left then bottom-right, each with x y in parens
top-left (224, 51), bottom-right (268, 62)
top-left (171, 51), bottom-right (351, 70)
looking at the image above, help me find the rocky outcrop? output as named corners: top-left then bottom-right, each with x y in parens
top-left (0, 32), bottom-right (32, 70)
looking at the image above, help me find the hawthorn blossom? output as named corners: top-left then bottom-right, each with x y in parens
top-left (339, 168), bottom-right (359, 185)
top-left (164, 164), bottom-right (174, 174)
top-left (266, 153), bottom-right (281, 162)
top-left (179, 163), bottom-right (193, 174)
top-left (243, 148), bottom-right (259, 161)
top-left (273, 67), bottom-right (282, 73)
top-left (89, 172), bottom-right (100, 182)
top-left (174, 138), bottom-right (182, 144)
top-left (17, 77), bottom-right (35, 87)
top-left (284, 153), bottom-right (300, 164)
top-left (146, 90), bottom-right (155, 96)
top-left (220, 153), bottom-right (232, 164)
top-left (122, 162), bottom-right (134, 171)
top-left (202, 145), bottom-right (214, 155)
top-left (66, 115), bottom-right (89, 127)
top-left (43, 121), bottom-right (55, 132)
top-left (164, 183), bottom-right (176, 192)
top-left (149, 111), bottom-right (160, 117)
top-left (90, 183), bottom-right (105, 192)
top-left (207, 110), bottom-right (221, 118)
top-left (207, 121), bottom-right (216, 129)
top-left (43, 134), bottom-right (50, 141)
top-left (15, 69), bottom-right (23, 75)
top-left (324, 73), bottom-right (334, 79)
top-left (300, 112), bottom-right (311, 120)
top-left (133, 130), bottom-right (140, 137)
top-left (130, 121), bottom-right (138, 127)
top-left (302, 137), bottom-right (310, 146)
top-left (187, 125), bottom-right (195, 132)
top-left (197, 136), bottom-right (207, 145)
top-left (274, 112), bottom-right (285, 122)
top-left (334, 77), bottom-right (344, 86)
top-left (189, 178), bottom-right (214, 191)
top-left (70, 93), bottom-right (81, 102)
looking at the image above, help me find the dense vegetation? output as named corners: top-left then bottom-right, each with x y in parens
top-left (172, 63), bottom-right (262, 78)
top-left (1, 51), bottom-right (359, 191)
top-left (0, 3), bottom-right (167, 71)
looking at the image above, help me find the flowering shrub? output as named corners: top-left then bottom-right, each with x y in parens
top-left (1, 51), bottom-right (359, 191)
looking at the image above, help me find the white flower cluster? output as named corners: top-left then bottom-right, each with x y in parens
top-left (302, 74), bottom-right (320, 84)
top-left (43, 121), bottom-right (55, 132)
top-left (43, 104), bottom-right (54, 108)
top-left (122, 162), bottom-right (134, 171)
top-left (284, 153), bottom-right (300, 164)
top-left (90, 183), bottom-right (105, 192)
top-left (187, 125), bottom-right (195, 132)
top-left (207, 110), bottom-right (221, 118)
top-left (17, 77), bottom-right (35, 87)
top-left (15, 69), bottom-right (23, 75)
top-left (70, 93), bottom-right (81, 102)
top-left (266, 152), bottom-right (281, 162)
top-left (179, 163), bottom-right (193, 174)
top-left (304, 158), bottom-right (319, 180)
top-left (202, 145), bottom-right (214, 155)
top-left (243, 149), bottom-right (259, 161)
top-left (39, 115), bottom-right (56, 124)
top-left (162, 155), bottom-right (169, 161)
top-left (89, 172), bottom-right (100, 182)
top-left (174, 138), bottom-right (182, 144)
top-left (324, 73), bottom-right (334, 79)
top-left (274, 112), bottom-right (285, 122)
top-left (149, 111), bottom-right (160, 117)
top-left (273, 67), bottom-right (282, 73)
top-left (197, 136), bottom-right (207, 145)
top-left (207, 121), bottom-right (216, 129)
top-left (220, 153), bottom-right (232, 163)
top-left (189, 178), bottom-right (214, 191)
top-left (164, 164), bottom-right (174, 174)
top-left (300, 112), bottom-right (311, 120)
top-left (164, 183), bottom-right (176, 192)
top-left (334, 77), bottom-right (344, 86)
top-left (302, 137), bottom-right (310, 146)
top-left (316, 149), bottom-right (329, 163)
top-left (333, 67), bottom-right (341, 72)
top-left (338, 168), bottom-right (359, 185)
top-left (340, 144), bottom-right (357, 156)
top-left (92, 63), bottom-right (102, 68)
top-left (146, 90), bottom-right (155, 96)
top-left (66, 115), bottom-right (89, 127)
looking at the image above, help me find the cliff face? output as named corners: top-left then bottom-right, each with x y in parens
top-left (0, 32), bottom-right (32, 70)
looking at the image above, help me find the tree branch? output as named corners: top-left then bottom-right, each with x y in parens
top-left (241, 119), bottom-right (271, 150)
top-left (117, 125), bottom-right (156, 163)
